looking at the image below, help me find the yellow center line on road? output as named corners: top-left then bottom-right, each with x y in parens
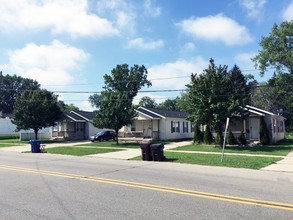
top-left (1, 164), bottom-right (292, 211)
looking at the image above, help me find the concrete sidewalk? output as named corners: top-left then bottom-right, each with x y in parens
top-left (261, 150), bottom-right (293, 173)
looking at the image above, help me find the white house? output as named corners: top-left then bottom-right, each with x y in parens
top-left (119, 107), bottom-right (194, 141)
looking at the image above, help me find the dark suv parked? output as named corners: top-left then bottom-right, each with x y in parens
top-left (89, 130), bottom-right (117, 142)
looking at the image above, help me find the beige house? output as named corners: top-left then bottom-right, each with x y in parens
top-left (229, 105), bottom-right (286, 144)
top-left (119, 107), bottom-right (194, 141)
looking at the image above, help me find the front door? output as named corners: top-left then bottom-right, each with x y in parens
top-left (76, 122), bottom-right (85, 139)
top-left (249, 118), bottom-right (260, 140)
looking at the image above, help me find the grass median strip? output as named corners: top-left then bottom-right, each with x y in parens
top-left (76, 141), bottom-right (140, 149)
top-left (46, 147), bottom-right (124, 156)
top-left (131, 152), bottom-right (282, 169)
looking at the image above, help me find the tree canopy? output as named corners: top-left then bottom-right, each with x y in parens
top-left (0, 74), bottom-right (40, 113)
top-left (186, 59), bottom-right (250, 141)
top-left (92, 64), bottom-right (151, 143)
top-left (252, 21), bottom-right (293, 75)
top-left (13, 89), bottom-right (63, 139)
top-left (138, 96), bottom-right (157, 108)
top-left (58, 101), bottom-right (79, 113)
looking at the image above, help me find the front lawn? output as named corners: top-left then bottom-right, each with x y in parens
top-left (46, 147), bottom-right (124, 156)
top-left (173, 138), bottom-right (293, 156)
top-left (131, 152), bottom-right (282, 169)
top-left (77, 141), bottom-right (140, 149)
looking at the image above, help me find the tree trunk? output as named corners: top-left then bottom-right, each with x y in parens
top-left (115, 129), bottom-right (119, 145)
top-left (34, 129), bottom-right (39, 140)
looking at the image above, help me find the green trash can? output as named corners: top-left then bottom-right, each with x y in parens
top-left (29, 140), bottom-right (41, 153)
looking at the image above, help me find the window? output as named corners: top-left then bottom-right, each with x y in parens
top-left (76, 123), bottom-right (84, 132)
top-left (279, 121), bottom-right (284, 132)
top-left (191, 124), bottom-right (195, 132)
top-left (171, 121), bottom-right (180, 133)
top-left (183, 122), bottom-right (189, 133)
top-left (128, 122), bottom-right (136, 131)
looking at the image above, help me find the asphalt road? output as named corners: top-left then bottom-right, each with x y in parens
top-left (0, 151), bottom-right (292, 220)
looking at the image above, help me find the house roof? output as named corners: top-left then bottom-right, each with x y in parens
top-left (137, 107), bottom-right (189, 119)
top-left (59, 111), bottom-right (96, 122)
top-left (245, 105), bottom-right (286, 120)
top-left (72, 111), bottom-right (96, 121)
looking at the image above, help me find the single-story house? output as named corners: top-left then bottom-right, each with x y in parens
top-left (228, 105), bottom-right (286, 144)
top-left (53, 111), bottom-right (104, 140)
top-left (119, 107), bottom-right (194, 141)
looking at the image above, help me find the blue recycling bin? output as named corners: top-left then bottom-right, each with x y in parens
top-left (29, 140), bottom-right (41, 153)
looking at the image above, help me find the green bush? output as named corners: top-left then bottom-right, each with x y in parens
top-left (260, 117), bottom-right (270, 145)
top-left (238, 131), bottom-right (247, 145)
top-left (227, 130), bottom-right (236, 145)
top-left (214, 133), bottom-right (221, 146)
top-left (193, 125), bottom-right (203, 144)
top-left (203, 125), bottom-right (213, 144)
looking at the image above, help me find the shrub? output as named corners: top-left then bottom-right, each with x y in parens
top-left (260, 117), bottom-right (270, 144)
top-left (214, 133), bottom-right (221, 146)
top-left (227, 130), bottom-right (236, 145)
top-left (238, 131), bottom-right (247, 145)
top-left (193, 125), bottom-right (203, 144)
top-left (203, 125), bottom-right (213, 144)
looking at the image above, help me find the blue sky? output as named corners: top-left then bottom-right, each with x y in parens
top-left (0, 0), bottom-right (292, 111)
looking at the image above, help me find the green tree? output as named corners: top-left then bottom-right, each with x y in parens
top-left (251, 74), bottom-right (293, 131)
top-left (0, 74), bottom-right (40, 113)
top-left (88, 94), bottom-right (103, 109)
top-left (13, 89), bottom-right (62, 139)
top-left (58, 101), bottom-right (79, 113)
top-left (138, 96), bottom-right (157, 108)
top-left (203, 125), bottom-right (213, 144)
top-left (193, 124), bottom-right (203, 144)
top-left (93, 64), bottom-right (151, 144)
top-left (252, 21), bottom-right (293, 75)
top-left (259, 117), bottom-right (270, 145)
top-left (186, 59), bottom-right (250, 144)
top-left (227, 130), bottom-right (236, 145)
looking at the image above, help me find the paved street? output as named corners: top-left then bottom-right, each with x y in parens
top-left (0, 151), bottom-right (292, 219)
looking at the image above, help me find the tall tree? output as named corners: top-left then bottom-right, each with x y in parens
top-left (88, 94), bottom-right (103, 109)
top-left (138, 96), bottom-right (157, 108)
top-left (93, 64), bottom-right (152, 143)
top-left (0, 74), bottom-right (40, 113)
top-left (186, 59), bottom-right (250, 143)
top-left (252, 21), bottom-right (293, 75)
top-left (13, 89), bottom-right (62, 139)
top-left (58, 101), bottom-right (79, 113)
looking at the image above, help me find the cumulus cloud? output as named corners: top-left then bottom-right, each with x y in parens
top-left (234, 52), bottom-right (257, 70)
top-left (147, 57), bottom-right (207, 90)
top-left (1, 40), bottom-right (89, 86)
top-left (239, 0), bottom-right (267, 21)
top-left (126, 38), bottom-right (164, 50)
top-left (0, 0), bottom-right (118, 37)
top-left (97, 0), bottom-right (136, 34)
top-left (144, 0), bottom-right (161, 17)
top-left (282, 2), bottom-right (293, 21)
top-left (177, 14), bottom-right (253, 46)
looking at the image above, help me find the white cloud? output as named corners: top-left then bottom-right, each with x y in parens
top-left (239, 0), bottom-right (267, 21)
top-left (147, 57), bottom-right (207, 90)
top-left (126, 38), bottom-right (164, 50)
top-left (97, 0), bottom-right (136, 34)
top-left (1, 40), bottom-right (89, 87)
top-left (144, 0), bottom-right (161, 17)
top-left (183, 42), bottom-right (196, 51)
top-left (0, 0), bottom-right (118, 38)
top-left (234, 52), bottom-right (257, 71)
top-left (177, 14), bottom-right (253, 46)
top-left (282, 2), bottom-right (293, 21)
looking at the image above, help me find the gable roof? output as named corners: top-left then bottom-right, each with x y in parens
top-left (245, 105), bottom-right (286, 119)
top-left (59, 111), bottom-right (96, 122)
top-left (137, 107), bottom-right (189, 119)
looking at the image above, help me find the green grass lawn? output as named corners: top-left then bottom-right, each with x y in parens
top-left (131, 152), bottom-right (282, 169)
top-left (46, 147), bottom-right (124, 156)
top-left (173, 138), bottom-right (293, 156)
top-left (77, 141), bottom-right (140, 149)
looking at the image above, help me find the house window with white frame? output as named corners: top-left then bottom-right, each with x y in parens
top-left (171, 121), bottom-right (180, 133)
top-left (191, 123), bottom-right (195, 132)
top-left (183, 122), bottom-right (189, 133)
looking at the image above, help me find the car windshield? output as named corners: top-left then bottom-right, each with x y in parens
top-left (97, 131), bottom-right (105, 135)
